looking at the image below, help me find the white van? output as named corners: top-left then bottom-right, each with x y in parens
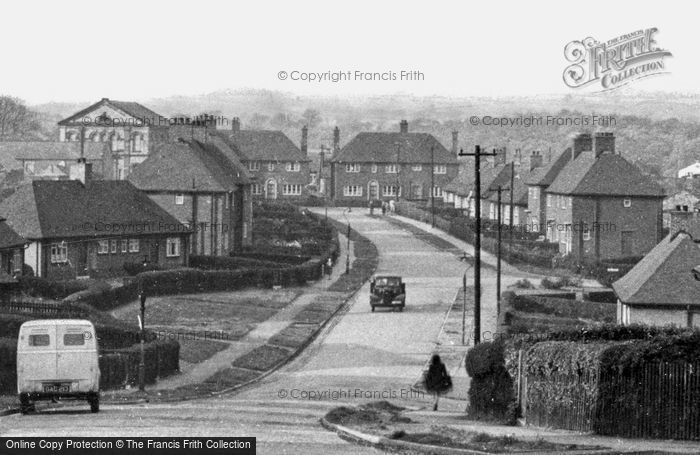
top-left (17, 319), bottom-right (100, 414)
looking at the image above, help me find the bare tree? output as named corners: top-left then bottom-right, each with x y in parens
top-left (301, 108), bottom-right (322, 129)
top-left (0, 96), bottom-right (38, 139)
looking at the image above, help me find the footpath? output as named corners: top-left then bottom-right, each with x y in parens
top-left (338, 213), bottom-right (698, 455)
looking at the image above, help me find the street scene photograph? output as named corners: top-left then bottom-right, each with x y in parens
top-left (1, 1), bottom-right (700, 454)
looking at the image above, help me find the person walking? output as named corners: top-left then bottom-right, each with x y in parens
top-left (381, 202), bottom-right (387, 215)
top-left (424, 354), bottom-right (452, 411)
top-left (326, 257), bottom-right (333, 280)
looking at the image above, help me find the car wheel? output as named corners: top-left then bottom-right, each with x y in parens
top-left (89, 395), bottom-right (99, 413)
top-left (399, 306), bottom-right (404, 312)
top-left (371, 306), bottom-right (375, 312)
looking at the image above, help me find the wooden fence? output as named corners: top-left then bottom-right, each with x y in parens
top-left (0, 298), bottom-right (88, 317)
top-left (521, 360), bottom-right (700, 440)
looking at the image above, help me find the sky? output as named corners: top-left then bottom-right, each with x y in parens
top-left (0, 0), bottom-right (694, 104)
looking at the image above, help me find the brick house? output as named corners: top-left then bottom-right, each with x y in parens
top-left (213, 118), bottom-right (311, 200)
top-left (58, 98), bottom-right (170, 180)
top-left (128, 138), bottom-right (253, 256)
top-left (545, 132), bottom-right (665, 260)
top-left (0, 141), bottom-right (111, 181)
top-left (613, 230), bottom-right (700, 328)
top-left (0, 162), bottom-right (189, 279)
top-left (0, 218), bottom-right (25, 276)
top-left (524, 147), bottom-right (573, 233)
top-left (329, 121), bottom-right (459, 204)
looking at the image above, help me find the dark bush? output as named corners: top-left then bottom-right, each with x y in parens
top-left (18, 276), bottom-right (94, 300)
top-left (464, 340), bottom-right (516, 423)
top-left (123, 262), bottom-right (162, 276)
top-left (99, 339), bottom-right (180, 389)
top-left (0, 337), bottom-right (16, 394)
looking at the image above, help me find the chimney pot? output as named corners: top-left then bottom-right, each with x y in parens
top-left (232, 117), bottom-right (241, 133)
top-left (301, 125), bottom-right (308, 156)
top-left (399, 120), bottom-right (408, 134)
top-left (594, 131), bottom-right (615, 158)
top-left (451, 131), bottom-right (458, 156)
top-left (333, 126), bottom-right (340, 153)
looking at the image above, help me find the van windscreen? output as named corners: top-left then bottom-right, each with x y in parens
top-left (63, 333), bottom-right (85, 346)
top-left (28, 334), bottom-right (50, 346)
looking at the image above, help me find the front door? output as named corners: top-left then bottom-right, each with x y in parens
top-left (76, 243), bottom-right (88, 277)
top-left (368, 181), bottom-right (378, 200)
top-left (150, 239), bottom-right (160, 264)
top-left (265, 179), bottom-right (277, 200)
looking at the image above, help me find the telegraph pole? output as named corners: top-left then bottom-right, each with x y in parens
top-left (497, 186), bottom-right (502, 319)
top-left (430, 146), bottom-right (435, 227)
top-left (509, 161), bottom-right (515, 247)
top-left (458, 145), bottom-right (496, 345)
top-left (395, 142), bottom-right (401, 201)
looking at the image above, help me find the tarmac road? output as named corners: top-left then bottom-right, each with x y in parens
top-left (0, 209), bottom-right (495, 455)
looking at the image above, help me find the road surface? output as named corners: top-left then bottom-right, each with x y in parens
top-left (0, 209), bottom-right (498, 454)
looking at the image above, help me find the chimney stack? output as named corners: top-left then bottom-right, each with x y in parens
top-left (70, 157), bottom-right (92, 185)
top-left (399, 120), bottom-right (408, 134)
top-left (594, 132), bottom-right (615, 158)
top-left (572, 132), bottom-right (592, 161)
top-left (168, 116), bottom-right (207, 143)
top-left (333, 126), bottom-right (340, 153)
top-left (301, 125), bottom-right (308, 156)
top-left (452, 131), bottom-right (459, 156)
top-left (529, 151), bottom-right (543, 170)
top-left (493, 146), bottom-right (507, 166)
top-left (232, 117), bottom-right (241, 133)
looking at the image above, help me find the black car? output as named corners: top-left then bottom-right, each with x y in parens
top-left (370, 275), bottom-right (406, 312)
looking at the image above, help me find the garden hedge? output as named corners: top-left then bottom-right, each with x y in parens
top-left (464, 340), bottom-right (516, 423)
top-left (99, 339), bottom-right (180, 389)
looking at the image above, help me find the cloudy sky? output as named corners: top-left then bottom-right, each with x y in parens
top-left (0, 0), bottom-right (692, 103)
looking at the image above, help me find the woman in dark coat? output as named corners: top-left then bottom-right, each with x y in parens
top-left (424, 354), bottom-right (452, 411)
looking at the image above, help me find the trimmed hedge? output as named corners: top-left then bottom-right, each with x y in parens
top-left (190, 255), bottom-right (292, 270)
top-left (99, 339), bottom-right (180, 389)
top-left (17, 276), bottom-right (97, 300)
top-left (503, 293), bottom-right (616, 324)
top-left (0, 337), bottom-right (16, 394)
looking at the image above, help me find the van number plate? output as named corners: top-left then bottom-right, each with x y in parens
top-left (43, 383), bottom-right (70, 393)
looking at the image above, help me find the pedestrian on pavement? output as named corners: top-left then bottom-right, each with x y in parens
top-left (326, 257), bottom-right (333, 280)
top-left (369, 200), bottom-right (374, 216)
top-left (424, 354), bottom-right (452, 411)
top-left (381, 202), bottom-right (386, 215)
top-left (389, 199), bottom-right (395, 214)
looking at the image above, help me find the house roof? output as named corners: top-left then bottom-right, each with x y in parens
top-left (613, 232), bottom-right (700, 305)
top-left (0, 142), bottom-right (108, 166)
top-left (0, 180), bottom-right (189, 240)
top-left (524, 148), bottom-right (572, 187)
top-left (486, 169), bottom-right (531, 206)
top-left (444, 165), bottom-right (475, 196)
top-left (547, 152), bottom-right (665, 197)
top-left (0, 219), bottom-right (25, 249)
top-left (58, 98), bottom-right (163, 126)
top-left (213, 130), bottom-right (308, 162)
top-left (128, 139), bottom-right (251, 193)
top-left (331, 132), bottom-right (458, 164)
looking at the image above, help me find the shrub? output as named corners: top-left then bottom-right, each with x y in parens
top-left (18, 276), bottom-right (94, 300)
top-left (123, 262), bottom-right (162, 276)
top-left (99, 339), bottom-right (180, 389)
top-left (513, 279), bottom-right (535, 289)
top-left (0, 337), bottom-right (16, 394)
top-left (541, 275), bottom-right (581, 290)
top-left (508, 295), bottom-right (615, 323)
top-left (465, 340), bottom-right (516, 423)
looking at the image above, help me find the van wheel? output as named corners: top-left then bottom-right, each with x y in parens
top-left (88, 395), bottom-right (99, 413)
top-left (19, 394), bottom-right (33, 415)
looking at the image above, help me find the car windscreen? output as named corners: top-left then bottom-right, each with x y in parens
top-left (376, 277), bottom-right (400, 286)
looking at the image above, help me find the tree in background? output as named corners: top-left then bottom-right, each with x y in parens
top-left (0, 96), bottom-right (41, 139)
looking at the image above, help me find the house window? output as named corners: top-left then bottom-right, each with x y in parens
top-left (623, 199), bottom-right (632, 207)
top-left (267, 162), bottom-right (275, 172)
top-left (385, 164), bottom-right (398, 174)
top-left (345, 163), bottom-right (361, 173)
top-left (434, 165), bottom-right (447, 174)
top-left (371, 164), bottom-right (378, 173)
top-left (97, 240), bottom-right (109, 254)
top-left (129, 239), bottom-right (140, 253)
top-left (50, 242), bottom-right (68, 263)
top-left (248, 161), bottom-right (260, 171)
top-left (283, 184), bottom-right (302, 196)
top-left (546, 195), bottom-right (552, 207)
top-left (175, 194), bottom-right (184, 205)
top-left (412, 164), bottom-right (422, 171)
top-left (286, 162), bottom-right (300, 172)
top-left (489, 203), bottom-right (495, 220)
top-left (121, 240), bottom-right (128, 253)
top-left (560, 196), bottom-right (566, 209)
top-left (383, 185), bottom-right (398, 197)
top-left (568, 197), bottom-right (573, 208)
top-left (432, 186), bottom-right (443, 197)
top-left (343, 185), bottom-right (363, 197)
top-left (252, 183), bottom-right (262, 195)
top-left (110, 240), bottom-right (118, 254)
top-left (166, 237), bottom-right (181, 257)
